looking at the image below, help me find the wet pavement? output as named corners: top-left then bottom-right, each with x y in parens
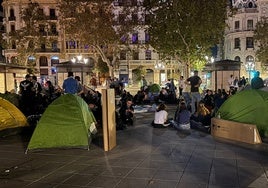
top-left (0, 105), bottom-right (268, 188)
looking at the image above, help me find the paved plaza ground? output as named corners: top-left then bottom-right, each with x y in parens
top-left (0, 105), bottom-right (268, 188)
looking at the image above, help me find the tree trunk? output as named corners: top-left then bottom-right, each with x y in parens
top-left (108, 64), bottom-right (114, 78)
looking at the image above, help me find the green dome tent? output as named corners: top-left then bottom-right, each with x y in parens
top-left (217, 89), bottom-right (268, 137)
top-left (26, 94), bottom-right (96, 152)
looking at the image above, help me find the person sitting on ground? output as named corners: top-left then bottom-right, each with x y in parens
top-left (172, 101), bottom-right (191, 130)
top-left (190, 100), bottom-right (211, 132)
top-left (203, 89), bottom-right (214, 113)
top-left (119, 98), bottom-right (135, 127)
top-left (133, 90), bottom-right (145, 105)
top-left (158, 87), bottom-right (168, 102)
top-left (151, 103), bottom-right (170, 128)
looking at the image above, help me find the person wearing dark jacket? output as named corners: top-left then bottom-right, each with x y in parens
top-left (19, 74), bottom-right (34, 116)
top-left (251, 71), bottom-right (264, 89)
top-left (119, 98), bottom-right (135, 127)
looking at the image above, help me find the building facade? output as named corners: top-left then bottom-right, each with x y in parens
top-left (1, 0), bottom-right (180, 93)
top-left (2, 0), bottom-right (267, 93)
top-left (224, 0), bottom-right (268, 80)
top-left (2, 0), bottom-right (61, 90)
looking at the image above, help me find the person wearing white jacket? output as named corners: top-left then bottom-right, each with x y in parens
top-left (152, 103), bottom-right (170, 128)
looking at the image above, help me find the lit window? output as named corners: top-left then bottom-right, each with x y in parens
top-left (132, 33), bottom-right (138, 44)
top-left (51, 56), bottom-right (59, 65)
top-left (145, 32), bottom-right (150, 43)
top-left (145, 50), bottom-right (151, 60)
top-left (234, 56), bottom-right (240, 62)
top-left (246, 55), bottom-right (254, 62)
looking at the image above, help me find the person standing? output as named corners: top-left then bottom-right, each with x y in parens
top-left (32, 75), bottom-right (42, 97)
top-left (178, 76), bottom-right (185, 98)
top-left (31, 75), bottom-right (43, 114)
top-left (44, 80), bottom-right (55, 104)
top-left (75, 76), bottom-right (84, 96)
top-left (228, 74), bottom-right (234, 90)
top-left (90, 75), bottom-right (97, 90)
top-left (141, 76), bottom-right (147, 88)
top-left (19, 74), bottom-right (34, 116)
top-left (62, 72), bottom-right (78, 94)
top-left (186, 70), bottom-right (202, 114)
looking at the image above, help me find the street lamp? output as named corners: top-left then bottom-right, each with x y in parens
top-left (205, 56), bottom-right (214, 64)
top-left (245, 61), bottom-right (255, 81)
top-left (205, 56), bottom-right (215, 89)
top-left (154, 60), bottom-right (165, 69)
top-left (71, 55), bottom-right (89, 64)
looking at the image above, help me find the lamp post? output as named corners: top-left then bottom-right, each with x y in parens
top-left (154, 60), bottom-right (165, 85)
top-left (245, 61), bottom-right (255, 81)
top-left (71, 55), bottom-right (89, 64)
top-left (154, 60), bottom-right (165, 70)
top-left (205, 56), bottom-right (215, 89)
top-left (70, 55), bottom-right (89, 85)
top-left (205, 56), bottom-right (214, 64)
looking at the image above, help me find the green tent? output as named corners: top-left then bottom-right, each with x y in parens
top-left (217, 89), bottom-right (268, 137)
top-left (27, 94), bottom-right (96, 151)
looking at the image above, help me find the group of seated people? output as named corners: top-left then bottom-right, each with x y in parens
top-left (151, 99), bottom-right (212, 133)
top-left (116, 90), bottom-right (213, 133)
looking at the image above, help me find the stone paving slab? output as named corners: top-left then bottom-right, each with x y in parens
top-left (0, 105), bottom-right (268, 188)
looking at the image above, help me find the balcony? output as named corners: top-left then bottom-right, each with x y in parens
top-left (48, 31), bottom-right (59, 36)
top-left (226, 29), bottom-right (254, 34)
top-left (246, 46), bottom-right (254, 50)
top-left (236, 8), bottom-right (258, 14)
top-left (36, 48), bottom-right (61, 53)
top-left (49, 16), bottom-right (58, 20)
top-left (8, 16), bottom-right (16, 21)
top-left (65, 48), bottom-right (97, 54)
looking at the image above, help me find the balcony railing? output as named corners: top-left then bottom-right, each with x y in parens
top-left (49, 16), bottom-right (58, 20)
top-left (8, 16), bottom-right (16, 21)
top-left (36, 48), bottom-right (60, 53)
top-left (236, 8), bottom-right (258, 14)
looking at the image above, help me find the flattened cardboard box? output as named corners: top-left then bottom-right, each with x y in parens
top-left (211, 118), bottom-right (262, 144)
